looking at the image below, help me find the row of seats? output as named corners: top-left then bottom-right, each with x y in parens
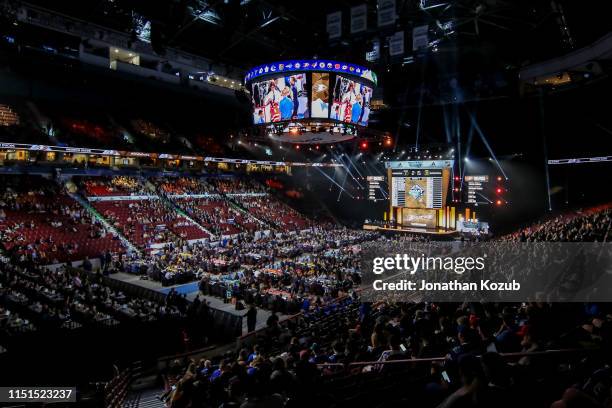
top-left (0, 177), bottom-right (124, 263)
top-left (237, 195), bottom-right (310, 232)
top-left (92, 199), bottom-right (208, 247)
top-left (82, 176), bottom-right (148, 197)
top-left (175, 197), bottom-right (253, 236)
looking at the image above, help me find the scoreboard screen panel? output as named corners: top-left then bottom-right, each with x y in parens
top-left (367, 175), bottom-right (387, 201)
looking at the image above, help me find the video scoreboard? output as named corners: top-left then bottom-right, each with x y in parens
top-left (390, 168), bottom-right (444, 209)
top-left (367, 176), bottom-right (386, 201)
top-left (465, 175), bottom-right (489, 204)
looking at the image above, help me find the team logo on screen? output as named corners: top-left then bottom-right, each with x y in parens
top-left (409, 184), bottom-right (425, 200)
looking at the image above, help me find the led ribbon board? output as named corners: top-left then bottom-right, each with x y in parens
top-left (245, 60), bottom-right (377, 86)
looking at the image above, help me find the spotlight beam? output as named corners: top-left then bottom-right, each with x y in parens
top-left (443, 105), bottom-right (452, 143)
top-left (467, 112), bottom-right (508, 180)
top-left (337, 171), bottom-right (350, 201)
top-left (314, 167), bottom-right (354, 199)
top-left (476, 192), bottom-right (493, 204)
top-left (333, 153), bottom-right (365, 189)
top-left (341, 153), bottom-right (365, 179)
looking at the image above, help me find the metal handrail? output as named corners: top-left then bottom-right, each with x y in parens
top-left (315, 348), bottom-right (592, 370)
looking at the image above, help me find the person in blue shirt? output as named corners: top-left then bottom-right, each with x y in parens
top-left (256, 109), bottom-right (265, 124)
top-left (279, 87), bottom-right (293, 120)
top-left (301, 298), bottom-right (310, 312)
top-left (351, 94), bottom-right (363, 124)
top-left (247, 345), bottom-right (260, 363)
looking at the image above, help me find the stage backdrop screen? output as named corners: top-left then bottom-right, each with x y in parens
top-left (331, 75), bottom-right (372, 126)
top-left (251, 73), bottom-right (308, 124)
top-left (389, 168), bottom-right (447, 209)
top-left (311, 72), bottom-right (330, 118)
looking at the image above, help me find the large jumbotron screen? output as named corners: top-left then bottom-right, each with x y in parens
top-left (246, 60), bottom-right (376, 126)
top-left (251, 74), bottom-right (309, 124)
top-left (330, 75), bottom-right (372, 126)
top-left (311, 72), bottom-right (330, 119)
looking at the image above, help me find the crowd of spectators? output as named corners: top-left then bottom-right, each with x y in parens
top-left (152, 205), bottom-right (612, 408)
top-left (81, 176), bottom-right (150, 197)
top-left (235, 195), bottom-right (311, 232)
top-left (0, 256), bottom-right (193, 338)
top-left (3, 171), bottom-right (612, 408)
top-left (175, 197), bottom-right (254, 236)
top-left (129, 226), bottom-right (372, 289)
top-left (0, 175), bottom-right (124, 264)
top-left (501, 205), bottom-right (611, 242)
top-left (197, 229), bottom-right (372, 313)
top-left (94, 199), bottom-right (208, 247)
top-left (154, 177), bottom-right (216, 195)
top-left (158, 294), bottom-right (612, 408)
top-left (210, 178), bottom-right (267, 195)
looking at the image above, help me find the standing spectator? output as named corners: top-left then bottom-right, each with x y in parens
top-left (246, 304), bottom-right (257, 333)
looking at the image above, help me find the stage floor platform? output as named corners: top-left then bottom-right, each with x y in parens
top-left (109, 272), bottom-right (276, 334)
top-left (363, 224), bottom-right (459, 236)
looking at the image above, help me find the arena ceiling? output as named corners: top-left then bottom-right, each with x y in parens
top-left (10, 0), bottom-right (612, 154)
top-left (18, 0), bottom-right (612, 74)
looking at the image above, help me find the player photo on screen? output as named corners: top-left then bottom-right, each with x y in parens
top-left (331, 75), bottom-right (372, 126)
top-left (251, 74), bottom-right (308, 124)
top-left (311, 72), bottom-right (330, 118)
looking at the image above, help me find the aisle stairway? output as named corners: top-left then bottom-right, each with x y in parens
top-left (123, 388), bottom-right (166, 408)
top-left (225, 195), bottom-right (275, 231)
top-left (68, 192), bottom-right (141, 256)
top-left (146, 180), bottom-right (216, 240)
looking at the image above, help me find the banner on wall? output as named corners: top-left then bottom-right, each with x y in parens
top-left (389, 31), bottom-right (404, 56)
top-left (327, 11), bottom-right (342, 40)
top-left (413, 24), bottom-right (429, 50)
top-left (350, 4), bottom-right (367, 34)
top-left (377, 0), bottom-right (396, 27)
top-left (366, 39), bottom-right (381, 62)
